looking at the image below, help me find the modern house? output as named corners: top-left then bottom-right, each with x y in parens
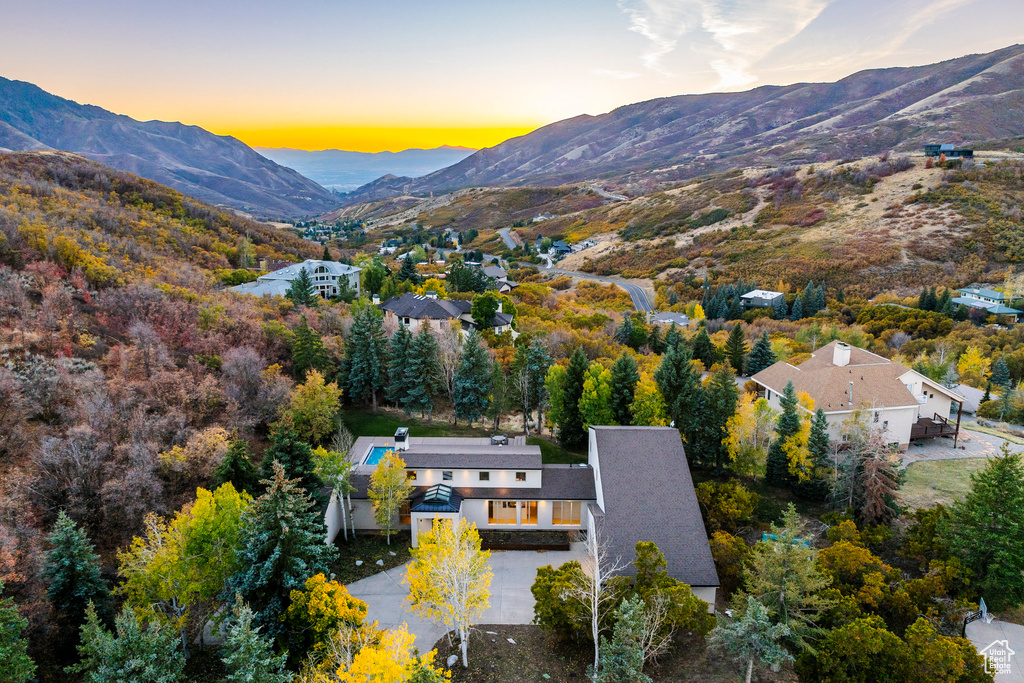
top-left (752, 340), bottom-right (966, 450)
top-left (380, 291), bottom-right (516, 337)
top-left (231, 259), bottom-right (362, 299)
top-left (650, 311), bottom-right (692, 327)
top-left (924, 144), bottom-right (974, 159)
top-left (482, 265), bottom-right (519, 294)
top-left (326, 426), bottom-right (718, 609)
top-left (740, 289), bottom-right (784, 310)
top-left (951, 286), bottom-right (1021, 321)
top-left (550, 241), bottom-right (572, 258)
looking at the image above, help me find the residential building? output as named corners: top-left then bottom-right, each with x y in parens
top-left (650, 311), bottom-right (692, 327)
top-left (482, 265), bottom-right (518, 294)
top-left (231, 259), bottom-right (361, 299)
top-left (740, 289), bottom-right (784, 310)
top-left (751, 340), bottom-right (966, 449)
top-left (533, 213), bottom-right (556, 222)
top-left (924, 144), bottom-right (974, 159)
top-left (326, 426), bottom-right (717, 609)
top-left (951, 286), bottom-right (1022, 321)
top-left (550, 240), bottom-right (572, 258)
top-left (380, 291), bottom-right (516, 337)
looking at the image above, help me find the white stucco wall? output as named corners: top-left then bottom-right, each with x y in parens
top-left (460, 498), bottom-right (591, 531)
top-left (588, 429), bottom-right (604, 512)
top-left (691, 586), bottom-right (717, 614)
top-left (407, 468), bottom-right (542, 489)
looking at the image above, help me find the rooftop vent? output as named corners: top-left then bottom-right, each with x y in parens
top-left (425, 290), bottom-right (438, 299)
top-left (834, 342), bottom-right (851, 367)
top-left (394, 427), bottom-right (409, 451)
top-left (372, 294), bottom-right (380, 305)
top-left (490, 435), bottom-right (509, 446)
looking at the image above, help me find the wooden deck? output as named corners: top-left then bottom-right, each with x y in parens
top-left (910, 412), bottom-right (960, 441)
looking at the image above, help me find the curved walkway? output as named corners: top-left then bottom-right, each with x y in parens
top-left (900, 424), bottom-right (1024, 469)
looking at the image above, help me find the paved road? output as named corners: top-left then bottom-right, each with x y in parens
top-left (547, 267), bottom-right (654, 313)
top-left (588, 185), bottom-right (628, 202)
top-left (966, 619), bottom-right (1024, 683)
top-left (497, 227), bottom-right (520, 250)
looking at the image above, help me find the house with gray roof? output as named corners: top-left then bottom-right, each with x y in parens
top-left (231, 259), bottom-right (361, 299)
top-left (325, 425), bottom-right (717, 609)
top-left (951, 286), bottom-right (1021, 321)
top-left (380, 291), bottom-right (515, 337)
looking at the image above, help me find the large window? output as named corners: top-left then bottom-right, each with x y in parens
top-left (488, 501), bottom-right (517, 525)
top-left (399, 502), bottom-right (411, 525)
top-left (520, 501), bottom-right (538, 525)
top-left (552, 501), bottom-right (582, 525)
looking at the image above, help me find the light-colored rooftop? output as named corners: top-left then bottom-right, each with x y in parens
top-left (740, 289), bottom-right (783, 299)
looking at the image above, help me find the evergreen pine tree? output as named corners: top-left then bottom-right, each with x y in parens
top-left (229, 462), bottom-right (337, 639)
top-left (260, 420), bottom-right (324, 502)
top-left (983, 381), bottom-right (992, 404)
top-left (699, 364), bottom-right (739, 472)
top-left (0, 581), bottom-right (34, 683)
top-left (925, 286), bottom-right (938, 311)
top-left (386, 325), bottom-right (415, 413)
top-left (815, 284), bottom-right (827, 311)
top-left (747, 331), bottom-right (778, 375)
top-left (345, 306), bottom-right (389, 412)
top-left (595, 595), bottom-right (651, 683)
top-left (691, 327), bottom-right (719, 369)
top-left (69, 605), bottom-right (183, 683)
top-left (992, 357), bottom-right (1011, 389)
top-left (44, 511), bottom-right (109, 636)
top-left (321, 245), bottom-right (332, 261)
top-left (608, 351), bottom-right (640, 426)
top-left (511, 339), bottom-right (553, 435)
top-left (558, 348), bottom-right (591, 450)
top-left (802, 281), bottom-right (815, 314)
top-left (725, 324), bottom-right (747, 375)
top-left (404, 327), bottom-right (441, 421)
top-left (453, 330), bottom-right (492, 426)
top-left (215, 439), bottom-right (260, 495)
top-left (221, 600), bottom-right (291, 683)
top-left (615, 315), bottom-right (636, 349)
top-left (936, 287), bottom-right (952, 314)
top-left (773, 295), bottom-right (787, 319)
top-left (655, 344), bottom-right (702, 447)
top-left (646, 324), bottom-right (664, 354)
top-left (727, 296), bottom-right (742, 320)
top-left (795, 409), bottom-right (831, 500)
top-left (487, 359), bottom-right (508, 431)
top-left (766, 382), bottom-right (801, 487)
top-left (790, 295), bottom-right (804, 320)
top-left (397, 256), bottom-right (420, 284)
top-left (836, 287), bottom-right (845, 303)
top-left (668, 290), bottom-right (679, 305)
top-left (917, 286), bottom-right (930, 310)
top-left (663, 324), bottom-right (683, 352)
top-left (292, 315), bottom-right (328, 380)
top-left (286, 267), bottom-right (317, 308)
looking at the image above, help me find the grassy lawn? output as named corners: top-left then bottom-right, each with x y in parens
top-left (330, 531), bottom-right (412, 584)
top-left (902, 458), bottom-right (989, 510)
top-left (432, 626), bottom-right (766, 683)
top-left (963, 423), bottom-right (1024, 445)
top-left (341, 408), bottom-right (584, 465)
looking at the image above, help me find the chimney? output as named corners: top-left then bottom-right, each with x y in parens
top-left (497, 302), bottom-right (503, 314)
top-left (849, 381), bottom-right (854, 406)
top-left (425, 290), bottom-right (438, 299)
top-left (372, 294), bottom-right (380, 306)
top-left (834, 342), bottom-right (851, 367)
top-left (394, 427), bottom-right (409, 452)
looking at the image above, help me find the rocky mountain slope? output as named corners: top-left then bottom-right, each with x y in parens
top-left (346, 44), bottom-right (1024, 202)
top-left (256, 145), bottom-right (475, 191)
top-left (0, 77), bottom-right (339, 218)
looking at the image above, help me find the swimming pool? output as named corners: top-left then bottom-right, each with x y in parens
top-left (364, 446), bottom-right (394, 465)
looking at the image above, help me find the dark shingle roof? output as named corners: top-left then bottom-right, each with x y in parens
top-left (591, 426), bottom-right (719, 587)
top-left (381, 293), bottom-right (466, 320)
top-left (348, 464), bottom-right (595, 501)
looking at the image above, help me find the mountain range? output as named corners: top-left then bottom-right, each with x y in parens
top-left (256, 146), bottom-right (475, 192)
top-left (345, 43), bottom-right (1024, 203)
top-left (0, 77), bottom-right (339, 218)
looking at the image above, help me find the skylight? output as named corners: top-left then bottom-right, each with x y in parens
top-left (422, 484), bottom-right (453, 504)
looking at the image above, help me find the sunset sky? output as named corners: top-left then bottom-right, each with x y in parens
top-left (2, 0), bottom-right (1022, 152)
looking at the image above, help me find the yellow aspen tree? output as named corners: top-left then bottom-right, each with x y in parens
top-left (368, 451), bottom-right (413, 546)
top-left (404, 517), bottom-right (492, 668)
top-left (336, 624), bottom-right (449, 683)
top-left (629, 373), bottom-right (668, 426)
top-left (287, 369), bottom-right (343, 444)
top-left (783, 393), bottom-right (816, 481)
top-left (957, 346), bottom-right (991, 388)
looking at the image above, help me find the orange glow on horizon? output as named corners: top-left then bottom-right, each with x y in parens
top-left (213, 124), bottom-right (542, 153)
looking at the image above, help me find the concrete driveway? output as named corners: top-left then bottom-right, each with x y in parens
top-left (346, 547), bottom-right (586, 651)
top-left (966, 619), bottom-right (1024, 682)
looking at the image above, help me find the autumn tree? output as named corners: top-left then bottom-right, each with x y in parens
top-left (579, 362), bottom-right (615, 429)
top-left (629, 373), bottom-right (668, 427)
top-left (453, 329), bottom-right (492, 426)
top-left (725, 393), bottom-right (777, 479)
top-left (368, 451), bottom-right (413, 546)
top-left (957, 345), bottom-right (991, 388)
top-left (118, 483), bottom-right (251, 655)
top-left (69, 604), bottom-right (185, 683)
top-left (286, 368), bottom-right (342, 445)
top-left (609, 351), bottom-right (640, 426)
top-left (230, 462), bottom-right (337, 638)
top-left (332, 624), bottom-right (447, 682)
top-left (285, 573), bottom-right (368, 659)
top-left (943, 445), bottom-right (1024, 609)
top-left (709, 596), bottom-right (792, 683)
top-left (44, 510), bottom-right (110, 641)
top-left (221, 598), bottom-right (291, 683)
top-left (405, 517), bottom-right (492, 668)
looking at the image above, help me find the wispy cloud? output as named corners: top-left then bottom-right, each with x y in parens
top-left (618, 0), bottom-right (833, 89)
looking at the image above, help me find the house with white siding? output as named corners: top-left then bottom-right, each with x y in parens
top-left (326, 426), bottom-right (718, 608)
top-left (231, 259), bottom-right (361, 299)
top-left (751, 340), bottom-right (966, 450)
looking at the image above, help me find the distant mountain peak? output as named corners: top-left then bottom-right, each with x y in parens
top-left (0, 77), bottom-right (338, 218)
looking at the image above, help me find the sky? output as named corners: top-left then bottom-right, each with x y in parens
top-left (1, 0), bottom-right (1022, 152)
